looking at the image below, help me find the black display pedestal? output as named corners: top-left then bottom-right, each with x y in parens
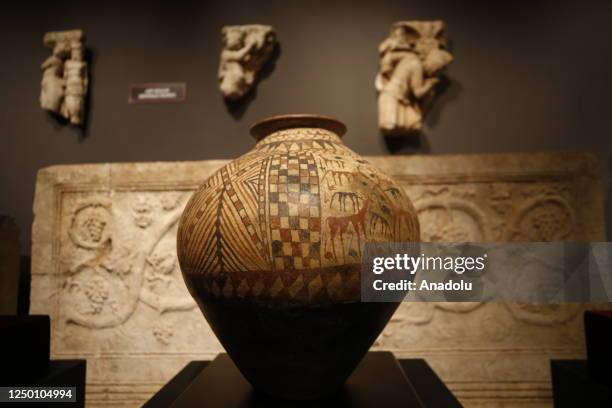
top-left (0, 315), bottom-right (50, 384)
top-left (144, 351), bottom-right (462, 408)
top-left (1, 360), bottom-right (87, 408)
top-left (584, 311), bottom-right (612, 385)
top-left (0, 316), bottom-right (86, 407)
top-left (551, 360), bottom-right (612, 408)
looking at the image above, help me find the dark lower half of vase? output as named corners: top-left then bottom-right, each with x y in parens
top-left (194, 295), bottom-right (399, 400)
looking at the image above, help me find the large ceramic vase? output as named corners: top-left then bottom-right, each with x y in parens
top-left (177, 114), bottom-right (419, 399)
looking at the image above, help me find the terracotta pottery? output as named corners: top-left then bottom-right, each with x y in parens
top-left (177, 114), bottom-right (419, 399)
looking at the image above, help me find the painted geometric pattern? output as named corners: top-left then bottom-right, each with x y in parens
top-left (178, 160), bottom-right (269, 274)
top-left (257, 128), bottom-right (339, 144)
top-left (178, 129), bottom-right (420, 303)
top-left (187, 265), bottom-right (360, 304)
top-left (267, 152), bottom-right (322, 270)
top-left (227, 159), bottom-right (270, 265)
top-left (255, 129), bottom-right (342, 154)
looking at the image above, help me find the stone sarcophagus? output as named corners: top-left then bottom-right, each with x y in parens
top-left (30, 153), bottom-right (605, 407)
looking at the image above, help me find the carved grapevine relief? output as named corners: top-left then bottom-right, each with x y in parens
top-left (61, 193), bottom-right (194, 331)
top-left (507, 196), bottom-right (575, 241)
top-left (415, 197), bottom-right (490, 242)
top-left (132, 196), bottom-right (154, 228)
top-left (379, 184), bottom-right (581, 344)
top-left (68, 202), bottom-right (112, 249)
top-left (152, 322), bottom-right (174, 345)
top-left (506, 303), bottom-right (582, 326)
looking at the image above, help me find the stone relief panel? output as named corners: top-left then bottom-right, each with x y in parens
top-left (31, 154), bottom-right (606, 407)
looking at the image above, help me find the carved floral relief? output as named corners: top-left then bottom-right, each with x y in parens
top-left (60, 192), bottom-right (197, 336)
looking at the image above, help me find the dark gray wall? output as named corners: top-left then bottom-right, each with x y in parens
top-left (1, 0), bottom-right (611, 253)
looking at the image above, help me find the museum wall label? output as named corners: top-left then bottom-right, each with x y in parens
top-left (128, 82), bottom-right (187, 104)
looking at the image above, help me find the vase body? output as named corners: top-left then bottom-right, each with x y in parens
top-left (177, 114), bottom-right (419, 399)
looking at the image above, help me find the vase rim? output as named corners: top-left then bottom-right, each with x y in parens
top-left (250, 114), bottom-right (347, 141)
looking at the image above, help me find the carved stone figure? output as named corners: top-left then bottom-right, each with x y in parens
top-left (30, 153), bottom-right (607, 407)
top-left (40, 29), bottom-right (88, 126)
top-left (218, 25), bottom-right (277, 100)
top-left (376, 21), bottom-right (453, 135)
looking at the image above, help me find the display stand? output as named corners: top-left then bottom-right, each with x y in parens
top-left (1, 360), bottom-right (87, 408)
top-left (551, 360), bottom-right (612, 407)
top-left (0, 315), bottom-right (86, 407)
top-left (585, 311), bottom-right (612, 384)
top-left (144, 351), bottom-right (461, 408)
top-left (0, 315), bottom-right (50, 383)
top-left (549, 311), bottom-right (612, 407)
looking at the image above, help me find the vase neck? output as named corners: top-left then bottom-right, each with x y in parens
top-left (250, 114), bottom-right (346, 142)
top-left (254, 127), bottom-right (343, 149)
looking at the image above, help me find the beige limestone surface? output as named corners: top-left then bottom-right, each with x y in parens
top-left (31, 153), bottom-right (606, 407)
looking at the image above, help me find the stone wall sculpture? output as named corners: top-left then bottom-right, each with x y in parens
top-left (31, 153), bottom-right (606, 407)
top-left (218, 24), bottom-right (277, 100)
top-left (376, 21), bottom-right (453, 135)
top-left (40, 29), bottom-right (88, 126)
